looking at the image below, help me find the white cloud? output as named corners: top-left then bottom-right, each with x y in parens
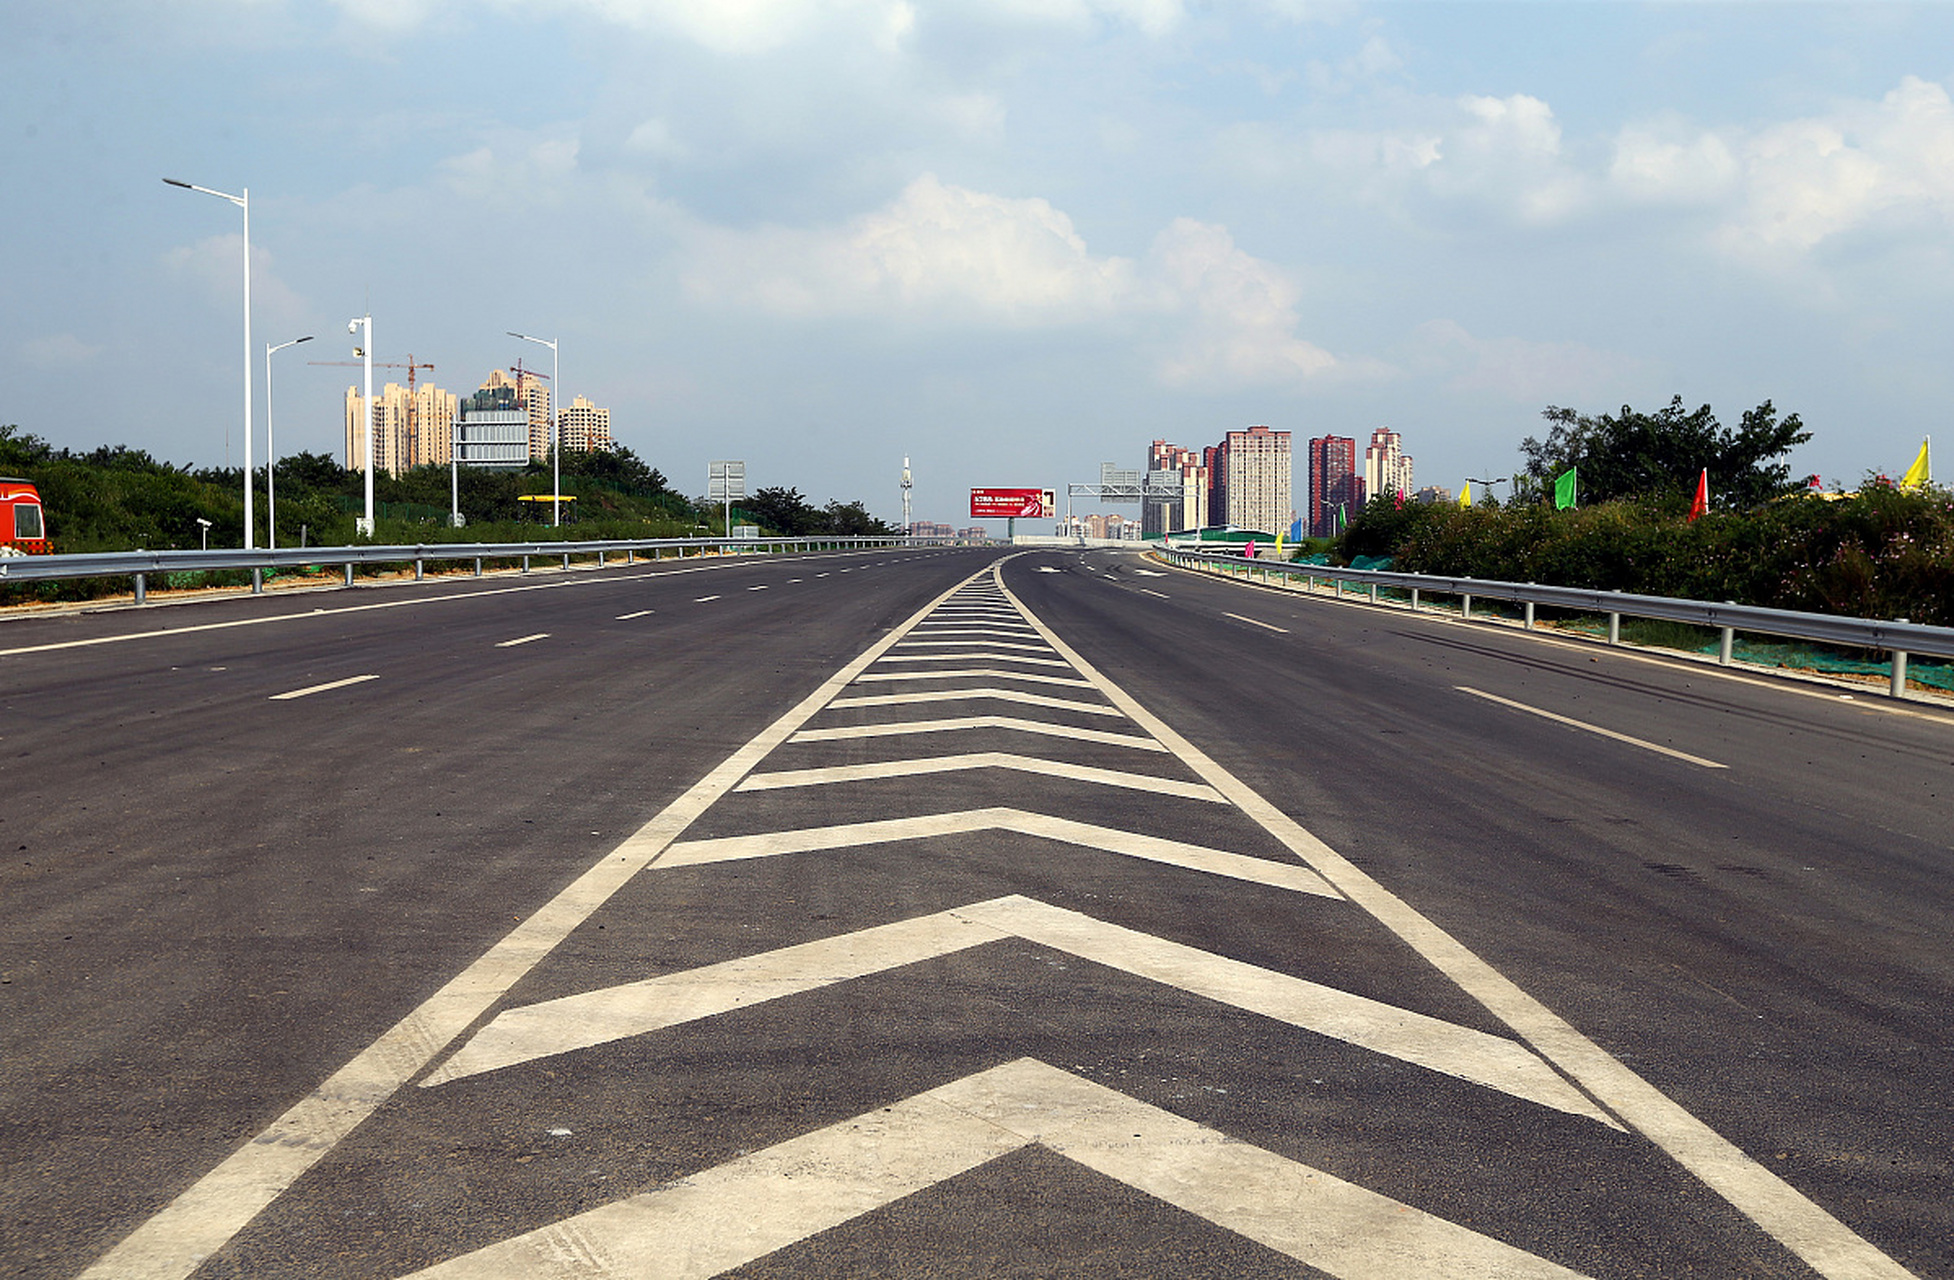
top-left (681, 173), bottom-right (1139, 323)
top-left (20, 333), bottom-right (104, 369)
top-left (1720, 76), bottom-right (1954, 253)
top-left (624, 117), bottom-right (687, 160)
top-left (1148, 218), bottom-right (1340, 386)
top-left (438, 128), bottom-right (580, 201)
top-left (1609, 122), bottom-right (1740, 206)
top-left (681, 176), bottom-right (1360, 388)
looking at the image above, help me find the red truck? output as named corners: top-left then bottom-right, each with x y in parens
top-left (0, 478), bottom-right (50, 554)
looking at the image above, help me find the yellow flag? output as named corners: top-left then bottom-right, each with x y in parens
top-left (1275, 528), bottom-right (1285, 554)
top-left (1901, 438), bottom-right (1930, 489)
top-left (1459, 482), bottom-right (1472, 508)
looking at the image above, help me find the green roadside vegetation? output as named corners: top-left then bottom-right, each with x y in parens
top-left (1311, 396), bottom-right (1954, 692)
top-left (0, 424), bottom-right (899, 604)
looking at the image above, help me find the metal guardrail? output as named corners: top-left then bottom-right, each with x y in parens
top-left (0, 535), bottom-right (907, 603)
top-left (1160, 547), bottom-right (1954, 701)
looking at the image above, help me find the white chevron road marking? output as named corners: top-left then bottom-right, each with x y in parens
top-left (892, 638), bottom-right (1054, 652)
top-left (735, 752), bottom-right (1225, 801)
top-left (790, 716), bottom-right (1166, 751)
top-left (869, 650), bottom-right (1073, 668)
top-left (850, 667), bottom-right (1093, 688)
top-left (826, 688), bottom-right (1122, 716)
top-left (402, 1058), bottom-right (1593, 1280)
top-left (658, 808), bottom-right (1339, 897)
top-left (425, 896), bottom-right (1613, 1125)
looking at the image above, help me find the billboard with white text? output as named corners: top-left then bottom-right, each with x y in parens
top-left (970, 488), bottom-right (1054, 519)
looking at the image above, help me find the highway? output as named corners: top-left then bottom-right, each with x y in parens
top-left (1, 545), bottom-right (1947, 1279)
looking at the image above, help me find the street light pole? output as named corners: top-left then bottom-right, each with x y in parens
top-left (349, 314), bottom-right (374, 534)
top-left (164, 177), bottom-right (253, 548)
top-left (507, 331), bottom-right (559, 526)
top-left (265, 335), bottom-right (313, 548)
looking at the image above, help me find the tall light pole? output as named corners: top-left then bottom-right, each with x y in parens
top-left (265, 335), bottom-right (313, 548)
top-left (507, 331), bottom-right (559, 526)
top-left (349, 314), bottom-right (374, 534)
top-left (164, 177), bottom-right (254, 548)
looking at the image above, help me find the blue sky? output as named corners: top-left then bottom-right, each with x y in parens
top-left (7, 2), bottom-right (1953, 527)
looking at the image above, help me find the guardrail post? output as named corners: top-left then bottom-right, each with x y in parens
top-left (522, 555), bottom-right (530, 573)
top-left (1461, 593), bottom-right (1472, 620)
top-left (561, 552), bottom-right (570, 571)
top-left (1607, 612), bottom-right (1620, 645)
top-left (414, 558), bottom-right (424, 581)
top-left (1524, 598), bottom-right (1535, 629)
top-left (626, 547), bottom-right (634, 565)
top-left (598, 550), bottom-right (606, 567)
top-left (344, 563), bottom-right (354, 587)
top-left (1718, 625), bottom-right (1734, 665)
top-left (251, 567), bottom-right (264, 595)
top-left (1409, 587), bottom-right (1418, 611)
top-left (1369, 582), bottom-right (1378, 603)
top-left (133, 573), bottom-right (146, 605)
top-left (475, 557), bottom-right (484, 577)
top-left (1891, 618), bottom-right (1910, 699)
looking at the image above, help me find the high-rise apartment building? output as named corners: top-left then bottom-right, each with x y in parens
top-left (557, 396), bottom-right (613, 453)
top-left (344, 381), bottom-right (459, 477)
top-left (1363, 428), bottom-right (1414, 504)
top-left (1307, 435), bottom-right (1360, 537)
top-left (1209, 425), bottom-right (1291, 536)
top-left (1145, 439), bottom-right (1210, 536)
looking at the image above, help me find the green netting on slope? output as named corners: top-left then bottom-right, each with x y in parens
top-left (1348, 554), bottom-right (1395, 570)
top-left (1689, 639), bottom-right (1954, 692)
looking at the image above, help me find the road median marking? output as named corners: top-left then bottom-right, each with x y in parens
top-left (1456, 686), bottom-right (1727, 770)
top-left (1223, 611), bottom-right (1289, 633)
top-left (495, 633), bottom-right (549, 648)
top-left (405, 1058), bottom-right (1593, 1280)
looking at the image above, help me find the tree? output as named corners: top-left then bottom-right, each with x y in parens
top-left (816, 498), bottom-right (895, 536)
top-left (1519, 396), bottom-right (1811, 509)
top-left (743, 485), bottom-right (819, 535)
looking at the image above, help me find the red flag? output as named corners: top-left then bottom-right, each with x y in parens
top-left (1688, 468), bottom-right (1708, 521)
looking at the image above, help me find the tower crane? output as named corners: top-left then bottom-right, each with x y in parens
top-left (311, 355), bottom-right (437, 468)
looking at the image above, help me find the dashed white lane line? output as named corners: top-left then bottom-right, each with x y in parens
top-left (748, 585), bottom-right (769, 591)
top-left (1140, 588), bottom-right (1170, 599)
top-left (495, 633), bottom-right (549, 648)
top-left (1223, 612), bottom-right (1289, 633)
top-left (268, 674), bottom-right (378, 701)
top-left (1456, 686), bottom-right (1728, 770)
top-left (615, 610), bottom-right (655, 620)
top-left (695, 595), bottom-right (721, 603)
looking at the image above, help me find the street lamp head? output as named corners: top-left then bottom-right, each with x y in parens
top-left (348, 319), bottom-right (360, 334)
top-left (162, 178), bottom-right (192, 189)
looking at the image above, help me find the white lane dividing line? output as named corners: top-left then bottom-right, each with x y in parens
top-left (268, 674), bottom-right (378, 701)
top-left (852, 668), bottom-right (1093, 689)
top-left (695, 595), bottom-right (721, 603)
top-left (827, 688), bottom-right (1125, 717)
top-left (874, 651), bottom-right (1073, 668)
top-left (1223, 612), bottom-right (1289, 633)
top-left (615, 610), bottom-right (654, 620)
top-left (1140, 588), bottom-right (1170, 599)
top-left (747, 585), bottom-right (769, 591)
top-left (1456, 686), bottom-right (1727, 770)
top-left (495, 633), bottom-right (549, 648)
top-left (405, 1058), bottom-right (1591, 1280)
top-left (427, 896), bottom-right (1611, 1124)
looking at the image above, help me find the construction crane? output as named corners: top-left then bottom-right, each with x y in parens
top-left (311, 354), bottom-right (437, 468)
top-left (508, 359), bottom-right (552, 464)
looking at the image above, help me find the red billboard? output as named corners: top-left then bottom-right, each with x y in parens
top-left (970, 488), bottom-right (1054, 519)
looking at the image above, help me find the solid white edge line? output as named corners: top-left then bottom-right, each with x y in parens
top-left (997, 566), bottom-right (1910, 1280)
top-left (268, 674), bottom-right (379, 701)
top-left (495, 633), bottom-right (549, 648)
top-left (1456, 686), bottom-right (1727, 770)
top-left (75, 563), bottom-right (1010, 1280)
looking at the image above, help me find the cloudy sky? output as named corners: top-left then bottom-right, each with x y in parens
top-left (6, 2), bottom-right (1953, 527)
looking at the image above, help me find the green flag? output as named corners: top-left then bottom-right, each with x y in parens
top-left (1554, 467), bottom-right (1577, 510)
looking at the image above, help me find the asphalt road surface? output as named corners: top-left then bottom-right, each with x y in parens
top-left (2, 545), bottom-right (1948, 1279)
